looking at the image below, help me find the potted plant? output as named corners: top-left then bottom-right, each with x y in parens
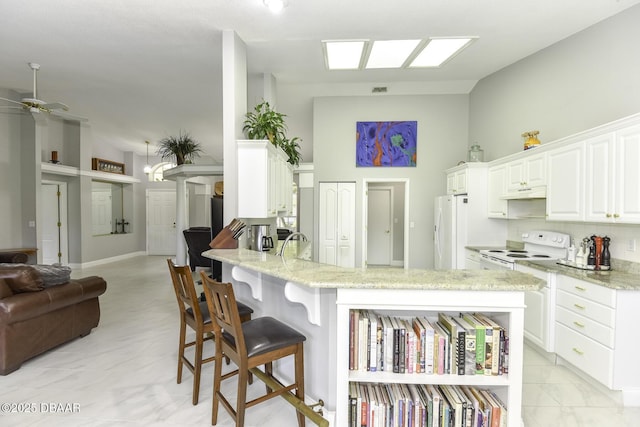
top-left (157, 131), bottom-right (202, 165)
top-left (242, 101), bottom-right (302, 166)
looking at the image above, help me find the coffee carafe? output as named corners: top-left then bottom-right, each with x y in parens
top-left (250, 224), bottom-right (272, 252)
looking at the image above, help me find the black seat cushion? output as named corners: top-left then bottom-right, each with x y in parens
top-left (187, 300), bottom-right (253, 324)
top-left (223, 316), bottom-right (306, 358)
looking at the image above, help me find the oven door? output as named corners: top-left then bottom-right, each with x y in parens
top-left (479, 253), bottom-right (515, 270)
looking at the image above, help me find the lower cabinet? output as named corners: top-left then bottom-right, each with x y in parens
top-left (555, 275), bottom-right (640, 402)
top-left (515, 264), bottom-right (556, 352)
top-left (336, 287), bottom-right (526, 426)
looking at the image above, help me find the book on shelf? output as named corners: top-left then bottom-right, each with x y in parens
top-left (454, 315), bottom-right (478, 376)
top-left (367, 311), bottom-right (378, 372)
top-left (462, 313), bottom-right (487, 375)
top-left (380, 315), bottom-right (394, 372)
top-left (460, 385), bottom-right (481, 427)
top-left (438, 313), bottom-right (465, 375)
top-left (453, 385), bottom-right (474, 427)
top-left (480, 388), bottom-right (505, 427)
top-left (349, 310), bottom-right (358, 371)
top-left (433, 321), bottom-right (450, 375)
top-left (403, 319), bottom-right (416, 374)
top-left (417, 316), bottom-right (435, 374)
top-left (427, 384), bottom-right (442, 427)
top-left (358, 310), bottom-right (368, 372)
top-left (468, 386), bottom-right (491, 427)
top-left (412, 318), bottom-right (425, 373)
top-left (439, 385), bottom-right (465, 427)
top-left (474, 313), bottom-right (504, 376)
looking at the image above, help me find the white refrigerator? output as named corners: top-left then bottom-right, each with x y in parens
top-left (434, 194), bottom-right (506, 269)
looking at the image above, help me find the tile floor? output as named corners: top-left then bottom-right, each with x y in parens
top-left (1, 255), bottom-right (639, 426)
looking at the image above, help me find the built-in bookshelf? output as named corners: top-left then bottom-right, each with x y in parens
top-left (335, 287), bottom-right (526, 427)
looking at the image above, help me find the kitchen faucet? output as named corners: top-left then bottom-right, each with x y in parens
top-left (277, 232), bottom-right (308, 256)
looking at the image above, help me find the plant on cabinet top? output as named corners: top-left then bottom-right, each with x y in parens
top-left (156, 130), bottom-right (202, 165)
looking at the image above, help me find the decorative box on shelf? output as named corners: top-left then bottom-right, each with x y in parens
top-left (92, 158), bottom-right (125, 174)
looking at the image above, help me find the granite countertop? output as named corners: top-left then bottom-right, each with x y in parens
top-left (203, 248), bottom-right (544, 291)
top-left (516, 259), bottom-right (640, 291)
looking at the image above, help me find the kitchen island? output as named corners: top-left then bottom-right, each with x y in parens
top-left (203, 248), bottom-right (545, 426)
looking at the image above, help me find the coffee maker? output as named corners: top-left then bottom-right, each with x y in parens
top-left (250, 224), bottom-right (274, 252)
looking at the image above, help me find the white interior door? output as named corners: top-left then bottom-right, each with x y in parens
top-left (318, 182), bottom-right (355, 267)
top-left (41, 182), bottom-right (68, 265)
top-left (147, 189), bottom-right (177, 255)
top-left (367, 187), bottom-right (392, 266)
top-left (92, 184), bottom-right (113, 235)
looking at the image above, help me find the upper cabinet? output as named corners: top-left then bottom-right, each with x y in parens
top-left (487, 164), bottom-right (508, 218)
top-left (547, 141), bottom-right (585, 221)
top-left (505, 151), bottom-right (546, 196)
top-left (446, 167), bottom-right (467, 195)
top-left (237, 140), bottom-right (293, 218)
top-left (583, 127), bottom-right (640, 223)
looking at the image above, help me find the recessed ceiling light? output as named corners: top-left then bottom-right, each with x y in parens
top-left (264, 0), bottom-right (287, 13)
top-left (365, 40), bottom-right (421, 69)
top-left (410, 37), bottom-right (475, 68)
top-left (323, 40), bottom-right (367, 70)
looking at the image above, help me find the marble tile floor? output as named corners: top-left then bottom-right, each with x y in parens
top-left (0, 255), bottom-right (638, 426)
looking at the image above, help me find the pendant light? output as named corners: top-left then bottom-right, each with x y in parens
top-left (143, 140), bottom-right (152, 174)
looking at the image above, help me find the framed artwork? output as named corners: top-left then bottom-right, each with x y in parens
top-left (356, 121), bottom-right (417, 167)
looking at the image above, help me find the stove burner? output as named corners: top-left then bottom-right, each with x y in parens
top-left (507, 253), bottom-right (528, 258)
top-left (509, 250), bottom-right (527, 253)
top-left (488, 250), bottom-right (505, 253)
top-left (532, 254), bottom-right (550, 258)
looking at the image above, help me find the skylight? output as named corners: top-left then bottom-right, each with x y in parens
top-left (323, 37), bottom-right (476, 71)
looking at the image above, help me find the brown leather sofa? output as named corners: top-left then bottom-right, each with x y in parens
top-left (0, 259), bottom-right (107, 375)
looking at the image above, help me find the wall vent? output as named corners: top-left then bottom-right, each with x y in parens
top-left (372, 86), bottom-right (388, 93)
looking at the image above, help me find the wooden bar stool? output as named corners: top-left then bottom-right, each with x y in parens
top-left (167, 260), bottom-right (253, 405)
top-left (200, 272), bottom-right (306, 427)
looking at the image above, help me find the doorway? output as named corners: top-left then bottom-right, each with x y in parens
top-left (363, 179), bottom-right (409, 269)
top-left (41, 181), bottom-right (68, 265)
top-left (146, 189), bottom-right (177, 255)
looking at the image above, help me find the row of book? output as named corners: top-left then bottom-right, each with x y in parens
top-left (349, 382), bottom-right (507, 427)
top-left (349, 311), bottom-right (509, 376)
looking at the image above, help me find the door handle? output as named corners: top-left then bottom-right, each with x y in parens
top-left (385, 230), bottom-right (390, 234)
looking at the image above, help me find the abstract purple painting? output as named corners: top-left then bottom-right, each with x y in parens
top-left (356, 121), bottom-right (417, 167)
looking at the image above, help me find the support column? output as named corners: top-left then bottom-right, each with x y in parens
top-left (175, 175), bottom-right (187, 264)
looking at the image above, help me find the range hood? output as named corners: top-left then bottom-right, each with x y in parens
top-left (500, 185), bottom-right (547, 200)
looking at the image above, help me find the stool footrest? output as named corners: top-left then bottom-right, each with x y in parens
top-left (249, 367), bottom-right (328, 427)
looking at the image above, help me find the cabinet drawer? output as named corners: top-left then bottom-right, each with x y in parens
top-left (556, 289), bottom-right (615, 328)
top-left (557, 276), bottom-right (616, 307)
top-left (555, 323), bottom-right (613, 388)
top-left (556, 306), bottom-right (614, 348)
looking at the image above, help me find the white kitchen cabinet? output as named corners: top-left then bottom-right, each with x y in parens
top-left (505, 151), bottom-right (546, 195)
top-left (318, 182), bottom-right (355, 268)
top-left (335, 287), bottom-right (527, 427)
top-left (446, 167), bottom-right (467, 195)
top-left (583, 126), bottom-right (640, 223)
top-left (464, 249), bottom-right (481, 270)
top-left (237, 140), bottom-right (292, 218)
top-left (546, 141), bottom-right (585, 221)
top-left (515, 263), bottom-right (557, 352)
top-left (555, 275), bottom-right (640, 404)
top-left (487, 164), bottom-right (508, 218)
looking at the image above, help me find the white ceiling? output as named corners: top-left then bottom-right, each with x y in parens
top-left (1, 0), bottom-right (639, 162)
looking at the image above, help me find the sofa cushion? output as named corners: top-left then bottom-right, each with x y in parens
top-left (0, 266), bottom-right (44, 293)
top-left (0, 278), bottom-right (13, 299)
top-left (0, 264), bottom-right (71, 287)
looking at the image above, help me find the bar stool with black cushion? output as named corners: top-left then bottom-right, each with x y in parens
top-left (167, 260), bottom-right (253, 405)
top-left (200, 272), bottom-right (307, 427)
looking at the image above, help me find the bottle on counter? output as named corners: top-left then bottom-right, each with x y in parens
top-left (601, 236), bottom-right (611, 271)
top-left (594, 235), bottom-right (603, 270)
top-left (587, 236), bottom-right (596, 269)
top-left (567, 244), bottom-right (577, 263)
top-left (576, 240), bottom-right (585, 267)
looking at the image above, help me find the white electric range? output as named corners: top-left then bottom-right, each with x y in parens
top-left (479, 230), bottom-right (571, 270)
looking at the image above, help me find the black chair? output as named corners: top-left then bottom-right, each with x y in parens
top-left (183, 227), bottom-right (212, 271)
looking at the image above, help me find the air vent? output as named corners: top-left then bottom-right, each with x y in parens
top-left (372, 86), bottom-right (388, 93)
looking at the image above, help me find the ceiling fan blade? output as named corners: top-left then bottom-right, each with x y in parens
top-left (40, 102), bottom-right (69, 111)
top-left (0, 96), bottom-right (27, 107)
top-left (50, 109), bottom-right (88, 122)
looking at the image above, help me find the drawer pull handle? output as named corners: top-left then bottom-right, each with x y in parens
top-left (572, 347), bottom-right (584, 355)
top-left (575, 286), bottom-right (586, 291)
top-left (574, 303), bottom-right (586, 310)
top-left (573, 321), bottom-right (585, 328)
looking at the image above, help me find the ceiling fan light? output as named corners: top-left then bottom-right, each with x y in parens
top-left (264, 0), bottom-right (286, 13)
top-left (143, 164), bottom-right (152, 174)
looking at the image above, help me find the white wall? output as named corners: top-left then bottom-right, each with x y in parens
top-left (313, 95), bottom-right (469, 268)
top-left (469, 4), bottom-right (640, 161)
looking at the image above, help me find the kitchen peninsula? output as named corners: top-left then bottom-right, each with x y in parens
top-left (203, 248), bottom-right (544, 426)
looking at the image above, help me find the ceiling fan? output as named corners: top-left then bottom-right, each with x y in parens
top-left (0, 62), bottom-right (87, 121)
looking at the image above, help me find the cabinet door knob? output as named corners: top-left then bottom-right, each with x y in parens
top-left (573, 321), bottom-right (585, 328)
top-left (614, 213), bottom-right (620, 218)
top-left (606, 213), bottom-right (612, 218)
top-left (574, 303), bottom-right (586, 310)
top-left (572, 347), bottom-right (584, 355)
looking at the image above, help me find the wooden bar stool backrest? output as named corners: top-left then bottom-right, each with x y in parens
top-left (167, 259), bottom-right (206, 327)
top-left (202, 277), bottom-right (245, 360)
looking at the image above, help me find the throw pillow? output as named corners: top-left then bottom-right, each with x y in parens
top-left (0, 266), bottom-right (44, 293)
top-left (32, 264), bottom-right (72, 287)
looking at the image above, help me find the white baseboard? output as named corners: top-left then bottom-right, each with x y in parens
top-left (623, 389), bottom-right (640, 407)
top-left (69, 251), bottom-right (147, 270)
